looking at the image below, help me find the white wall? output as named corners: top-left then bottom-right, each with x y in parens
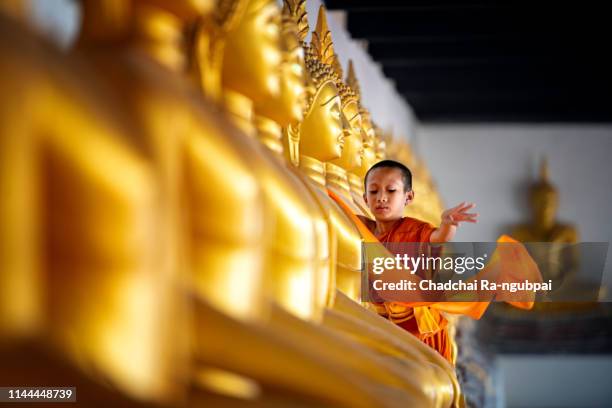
top-left (417, 124), bottom-right (612, 294)
top-left (498, 355), bottom-right (612, 408)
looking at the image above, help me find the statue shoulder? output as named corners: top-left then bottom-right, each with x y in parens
top-left (356, 215), bottom-right (375, 233)
top-left (510, 224), bottom-right (534, 242)
top-left (551, 223), bottom-right (578, 243)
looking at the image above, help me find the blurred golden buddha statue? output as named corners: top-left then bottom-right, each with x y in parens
top-left (512, 158), bottom-right (577, 246)
top-left (511, 158), bottom-right (580, 294)
top-left (214, 0), bottom-right (331, 322)
top-left (254, 1), bottom-right (334, 314)
top-left (78, 0), bottom-right (273, 322)
top-left (0, 2), bottom-right (184, 404)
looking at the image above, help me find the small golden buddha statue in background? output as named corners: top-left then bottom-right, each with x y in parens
top-left (512, 158), bottom-right (578, 246)
top-left (511, 158), bottom-right (580, 297)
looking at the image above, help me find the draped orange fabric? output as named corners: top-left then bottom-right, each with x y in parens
top-left (327, 189), bottom-right (540, 364)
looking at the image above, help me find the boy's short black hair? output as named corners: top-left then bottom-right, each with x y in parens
top-left (364, 160), bottom-right (413, 192)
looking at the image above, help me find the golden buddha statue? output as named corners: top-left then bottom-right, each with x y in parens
top-left (342, 59), bottom-right (377, 216)
top-left (297, 5), bottom-right (363, 301)
top-left (326, 56), bottom-right (371, 218)
top-left (511, 158), bottom-right (580, 292)
top-left (353, 108), bottom-right (378, 180)
top-left (512, 158), bottom-right (578, 246)
top-left (0, 3), bottom-right (185, 404)
top-left (254, 1), bottom-right (334, 313)
top-left (200, 0), bottom-right (331, 322)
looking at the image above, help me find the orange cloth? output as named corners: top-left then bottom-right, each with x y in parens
top-left (372, 216), bottom-right (436, 244)
top-left (327, 189), bottom-right (540, 364)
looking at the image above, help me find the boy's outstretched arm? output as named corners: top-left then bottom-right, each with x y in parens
top-left (430, 202), bottom-right (478, 243)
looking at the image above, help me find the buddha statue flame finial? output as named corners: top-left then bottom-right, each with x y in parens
top-left (531, 156), bottom-right (556, 196)
top-left (332, 54), bottom-right (344, 80)
top-left (311, 5), bottom-right (335, 66)
top-left (282, 0), bottom-right (308, 44)
top-left (304, 6), bottom-right (356, 108)
top-left (301, 8), bottom-right (339, 115)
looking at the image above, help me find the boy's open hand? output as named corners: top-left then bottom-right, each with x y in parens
top-left (441, 202), bottom-right (479, 226)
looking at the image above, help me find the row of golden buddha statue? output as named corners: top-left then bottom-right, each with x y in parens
top-left (0, 0), bottom-right (454, 407)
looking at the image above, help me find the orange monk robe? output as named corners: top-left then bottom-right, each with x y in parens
top-left (327, 189), bottom-right (541, 364)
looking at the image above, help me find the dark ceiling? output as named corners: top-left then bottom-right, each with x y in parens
top-left (325, 0), bottom-right (612, 123)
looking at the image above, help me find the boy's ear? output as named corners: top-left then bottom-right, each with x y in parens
top-left (405, 190), bottom-right (414, 205)
top-left (363, 193), bottom-right (368, 204)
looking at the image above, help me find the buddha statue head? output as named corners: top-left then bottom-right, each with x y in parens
top-left (529, 158), bottom-right (558, 230)
top-left (217, 0), bottom-right (281, 105)
top-left (354, 107), bottom-right (377, 178)
top-left (342, 58), bottom-right (379, 178)
top-left (298, 5), bottom-right (346, 162)
top-left (330, 59), bottom-right (363, 171)
top-left (256, 1), bottom-right (306, 127)
top-left (374, 124), bottom-right (387, 160)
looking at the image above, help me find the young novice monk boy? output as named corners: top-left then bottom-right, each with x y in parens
top-left (351, 160), bottom-right (539, 363)
top-left (360, 160), bottom-right (478, 244)
top-left (359, 159), bottom-right (479, 362)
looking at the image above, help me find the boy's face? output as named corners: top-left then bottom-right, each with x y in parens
top-left (364, 167), bottom-right (413, 222)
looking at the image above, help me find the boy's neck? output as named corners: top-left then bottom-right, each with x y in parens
top-left (374, 217), bottom-right (403, 236)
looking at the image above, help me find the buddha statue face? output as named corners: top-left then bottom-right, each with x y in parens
top-left (354, 113), bottom-right (376, 176)
top-left (256, 17), bottom-right (305, 126)
top-left (374, 128), bottom-right (386, 160)
top-left (529, 185), bottom-right (558, 230)
top-left (222, 0), bottom-right (281, 104)
top-left (299, 81), bottom-right (344, 161)
top-left (330, 100), bottom-right (362, 170)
